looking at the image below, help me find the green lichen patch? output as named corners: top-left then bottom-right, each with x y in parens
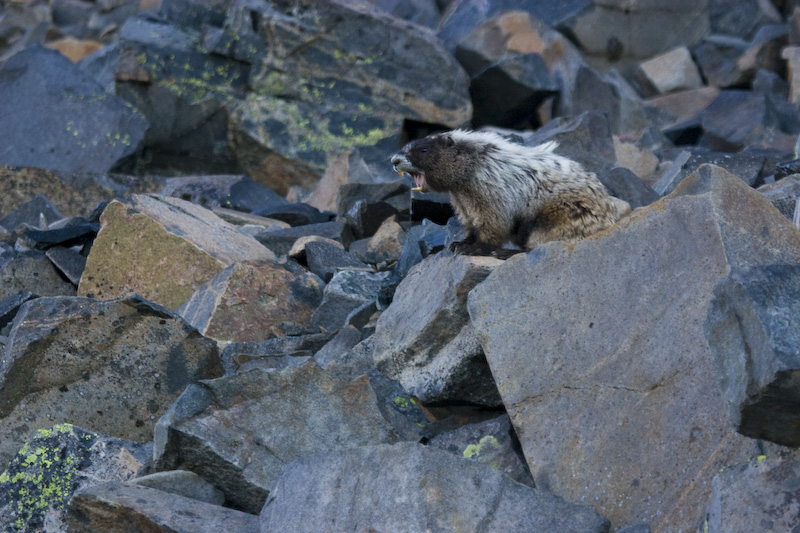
top-left (0, 424), bottom-right (98, 532)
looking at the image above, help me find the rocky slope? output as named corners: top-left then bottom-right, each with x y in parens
top-left (1, 0), bottom-right (800, 532)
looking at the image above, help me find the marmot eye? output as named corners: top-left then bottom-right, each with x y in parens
top-left (420, 147), bottom-right (429, 153)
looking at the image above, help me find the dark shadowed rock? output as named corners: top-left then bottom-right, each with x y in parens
top-left (45, 247), bottom-right (87, 286)
top-left (525, 111), bottom-right (617, 173)
top-left (155, 363), bottom-right (397, 513)
top-left (693, 36), bottom-right (749, 89)
top-left (0, 195), bottom-right (62, 232)
top-left (653, 149), bottom-right (767, 195)
top-left (428, 414), bottom-right (534, 487)
top-left (310, 269), bottom-right (390, 332)
top-left (304, 240), bottom-right (368, 283)
top-left (78, 194), bottom-right (275, 310)
top-left (468, 165), bottom-right (800, 531)
top-left (130, 470), bottom-right (225, 506)
top-left (220, 331), bottom-right (335, 375)
top-left (67, 482), bottom-right (259, 533)
top-left (161, 175), bottom-right (288, 213)
top-left (341, 200), bottom-right (399, 240)
top-left (336, 182), bottom-right (409, 220)
top-left (701, 90), bottom-right (776, 151)
top-left (705, 264), bottom-right (800, 446)
top-left (701, 447), bottom-right (800, 533)
top-left (252, 203), bottom-right (329, 227)
top-left (260, 442), bottom-right (609, 533)
top-left (0, 292), bottom-right (36, 332)
top-left (0, 424), bottom-right (151, 533)
top-left (373, 253), bottom-right (503, 406)
top-left (255, 221), bottom-right (352, 258)
top-left (0, 46), bottom-right (147, 175)
top-left (177, 259), bottom-right (324, 343)
top-left (0, 251), bottom-right (76, 301)
top-left (23, 220), bottom-right (98, 250)
top-left (0, 295), bottom-right (222, 467)
top-left (597, 167), bottom-right (660, 208)
top-left (758, 175), bottom-right (800, 219)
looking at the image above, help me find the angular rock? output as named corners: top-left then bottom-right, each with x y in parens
top-left (758, 175), bottom-right (800, 220)
top-left (637, 46), bottom-right (703, 94)
top-left (0, 46), bottom-right (147, 175)
top-left (130, 470), bottom-right (225, 506)
top-left (0, 295), bottom-right (222, 467)
top-left (0, 251), bottom-right (76, 301)
top-left (705, 264), bottom-right (800, 446)
top-left (0, 292), bottom-right (36, 332)
top-left (23, 220), bottom-right (98, 250)
top-left (364, 215), bottom-right (406, 265)
top-left (0, 424), bottom-right (151, 533)
top-left (428, 414), bottom-right (534, 487)
top-left (0, 195), bottom-right (62, 232)
top-left (468, 165), bottom-right (800, 531)
top-left (78, 194), bottom-right (275, 310)
top-left (701, 90), bottom-right (776, 151)
top-left (597, 167), bottom-right (660, 208)
top-left (312, 327), bottom-right (363, 369)
top-left (220, 331), bottom-right (335, 375)
top-left (226, 0), bottom-right (471, 182)
top-left (255, 221), bottom-right (352, 258)
top-left (373, 253), bottom-right (503, 406)
top-left (525, 111), bottom-right (617, 173)
top-left (693, 36), bottom-right (749, 89)
top-left (469, 53), bottom-right (558, 129)
top-left (654, 149), bottom-right (767, 195)
top-left (161, 175), bottom-right (288, 213)
top-left (701, 448), bottom-right (800, 533)
top-left (341, 200), bottom-right (399, 240)
top-left (648, 86), bottom-right (720, 141)
top-left (177, 259), bottom-right (323, 343)
top-left (67, 481), bottom-right (259, 533)
top-left (612, 136), bottom-right (660, 183)
top-left (370, 0), bottom-right (440, 28)
top-left (260, 442), bottom-right (609, 533)
top-left (156, 363), bottom-right (398, 513)
top-left (310, 269), bottom-right (390, 332)
top-left (45, 246), bottom-right (87, 285)
top-left (736, 24), bottom-right (787, 79)
top-left (252, 203), bottom-right (329, 227)
top-left (304, 240), bottom-right (368, 283)
top-left (336, 182), bottom-right (409, 220)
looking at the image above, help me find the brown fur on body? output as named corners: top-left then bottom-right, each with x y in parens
top-left (391, 129), bottom-right (631, 257)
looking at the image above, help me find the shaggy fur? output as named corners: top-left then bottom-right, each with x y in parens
top-left (391, 129), bottom-right (631, 256)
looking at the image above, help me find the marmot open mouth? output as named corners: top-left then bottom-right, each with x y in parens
top-left (410, 172), bottom-right (425, 191)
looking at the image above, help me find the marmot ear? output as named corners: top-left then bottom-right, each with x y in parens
top-left (445, 135), bottom-right (455, 147)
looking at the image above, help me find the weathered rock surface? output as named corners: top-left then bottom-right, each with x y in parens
top-left (310, 269), bottom-right (389, 331)
top-left (468, 165), bottom-right (800, 531)
top-left (78, 194), bottom-right (275, 309)
top-left (0, 46), bottom-right (147, 175)
top-left (260, 442), bottom-right (610, 533)
top-left (0, 252), bottom-right (76, 301)
top-left (0, 295), bottom-right (222, 467)
top-left (705, 264), bottom-right (800, 446)
top-left (161, 175), bottom-right (288, 213)
top-left (67, 481), bottom-right (259, 533)
top-left (0, 424), bottom-right (151, 533)
top-left (373, 253), bottom-right (503, 406)
top-left (177, 259), bottom-right (323, 343)
top-left (156, 362), bottom-right (397, 513)
top-left (701, 447), bottom-right (800, 533)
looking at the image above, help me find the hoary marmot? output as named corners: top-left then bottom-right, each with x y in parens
top-left (391, 129), bottom-right (631, 257)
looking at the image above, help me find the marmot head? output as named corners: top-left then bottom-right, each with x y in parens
top-left (391, 132), bottom-right (462, 192)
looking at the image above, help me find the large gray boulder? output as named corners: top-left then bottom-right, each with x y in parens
top-left (373, 253), bottom-right (504, 406)
top-left (468, 164), bottom-right (800, 531)
top-left (260, 442), bottom-right (610, 533)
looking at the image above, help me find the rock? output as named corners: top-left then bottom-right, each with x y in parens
top-left (758, 175), bottom-right (800, 219)
top-left (23, 220), bottom-right (98, 250)
top-left (637, 46), bottom-right (704, 94)
top-left (705, 264), bottom-right (800, 446)
top-left (0, 424), bottom-right (151, 533)
top-left (0, 46), bottom-right (147, 175)
top-left (736, 24), bottom-right (787, 79)
top-left (177, 259), bottom-right (324, 343)
top-left (260, 442), bottom-right (610, 533)
top-left (219, 331), bottom-right (335, 375)
top-left (782, 46), bottom-right (800, 104)
top-left (45, 247), bottom-right (88, 285)
top-left (369, 0), bottom-right (440, 28)
top-left (467, 165), bottom-right (799, 531)
top-left (648, 86), bottom-right (720, 141)
top-left (709, 0), bottom-right (779, 39)
top-left (653, 149), bottom-right (767, 195)
top-left (255, 221), bottom-right (352, 258)
top-left (693, 35), bottom-right (749, 89)
top-left (562, 0), bottom-right (709, 67)
top-left (428, 414), bottom-right (534, 487)
top-left (364, 215), bottom-right (406, 265)
top-left (67, 481), bottom-right (259, 533)
top-left (373, 253), bottom-right (503, 406)
top-left (0, 292), bottom-right (36, 333)
top-left (0, 295), bottom-right (222, 467)
top-left (161, 175), bottom-right (288, 213)
top-left (469, 53), bottom-right (558, 129)
top-left (0, 195), bottom-right (62, 232)
top-left (341, 200), bottom-right (399, 240)
top-left (612, 135), bottom-right (660, 183)
top-left (252, 203), bottom-right (329, 227)
top-left (336, 182), bottom-right (408, 220)
top-left (312, 326), bottom-right (363, 369)
top-left (310, 269), bottom-right (390, 332)
top-left (44, 37), bottom-right (104, 62)
top-left (226, 0), bottom-right (471, 183)
top-left (701, 448), bottom-right (800, 533)
top-left (0, 251), bottom-right (76, 301)
top-left (304, 240), bottom-right (368, 283)
top-left (78, 194), bottom-right (275, 310)
top-left (597, 167), bottom-right (660, 208)
top-left (701, 90), bottom-right (775, 151)
top-left (155, 363), bottom-right (398, 513)
top-left (130, 470), bottom-right (225, 506)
